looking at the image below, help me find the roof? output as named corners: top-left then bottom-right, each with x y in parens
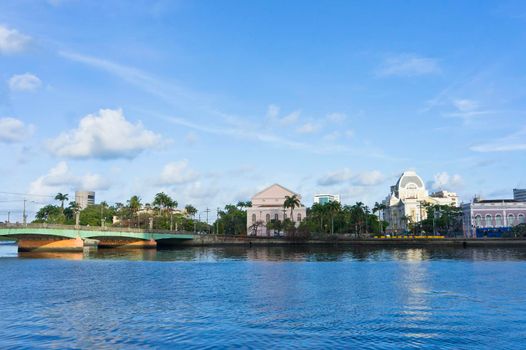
top-left (395, 171), bottom-right (424, 189)
top-left (251, 183), bottom-right (298, 199)
top-left (476, 199), bottom-right (518, 203)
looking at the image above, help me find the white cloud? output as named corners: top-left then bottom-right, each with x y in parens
top-left (0, 117), bottom-right (34, 143)
top-left (158, 160), bottom-right (199, 185)
top-left (432, 172), bottom-right (463, 190)
top-left (470, 127), bottom-right (526, 152)
top-left (266, 104), bottom-right (280, 120)
top-left (352, 170), bottom-right (385, 186)
top-left (296, 122), bottom-right (319, 134)
top-left (453, 99), bottom-right (478, 112)
top-left (323, 131), bottom-right (340, 141)
top-left (8, 73), bottom-right (42, 91)
top-left (326, 112), bottom-right (346, 123)
top-left (185, 131), bottom-right (198, 144)
top-left (29, 161), bottom-right (110, 196)
top-left (376, 54), bottom-right (440, 77)
top-left (280, 110), bottom-right (300, 125)
top-left (0, 25), bottom-right (30, 54)
top-left (48, 108), bottom-right (162, 159)
top-left (264, 104), bottom-right (300, 125)
top-left (318, 169), bottom-right (385, 187)
top-left (318, 168), bottom-right (353, 186)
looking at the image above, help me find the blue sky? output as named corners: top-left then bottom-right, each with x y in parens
top-left (1, 0), bottom-right (526, 221)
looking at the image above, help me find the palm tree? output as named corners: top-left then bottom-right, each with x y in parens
top-left (54, 193), bottom-right (69, 211)
top-left (372, 202), bottom-right (387, 235)
top-left (127, 195), bottom-right (142, 227)
top-left (153, 192), bottom-right (177, 216)
top-left (185, 204), bottom-right (197, 218)
top-left (283, 195), bottom-right (301, 223)
top-left (326, 201), bottom-right (341, 235)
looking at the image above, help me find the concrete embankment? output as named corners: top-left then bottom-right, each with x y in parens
top-left (161, 235), bottom-right (526, 248)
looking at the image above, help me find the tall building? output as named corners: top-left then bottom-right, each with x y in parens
top-left (513, 189), bottom-right (526, 202)
top-left (75, 191), bottom-right (95, 210)
top-left (382, 171), bottom-right (459, 233)
top-left (247, 184), bottom-right (306, 237)
top-left (313, 194), bottom-right (341, 205)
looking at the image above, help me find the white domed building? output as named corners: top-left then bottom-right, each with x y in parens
top-left (383, 171), bottom-right (459, 233)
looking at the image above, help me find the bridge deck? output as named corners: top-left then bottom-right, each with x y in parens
top-left (0, 226), bottom-right (194, 241)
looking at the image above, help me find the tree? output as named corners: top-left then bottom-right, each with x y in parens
top-left (153, 192), bottom-right (177, 216)
top-left (54, 193), bottom-right (69, 211)
top-left (283, 195), bottom-right (300, 223)
top-left (185, 204), bottom-right (197, 218)
top-left (326, 200), bottom-right (341, 235)
top-left (127, 195), bottom-right (142, 227)
top-left (34, 205), bottom-right (63, 224)
top-left (372, 202), bottom-right (387, 234)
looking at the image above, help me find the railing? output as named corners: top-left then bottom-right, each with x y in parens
top-left (0, 223), bottom-right (195, 235)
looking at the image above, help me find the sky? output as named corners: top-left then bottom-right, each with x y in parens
top-left (1, 0), bottom-right (526, 221)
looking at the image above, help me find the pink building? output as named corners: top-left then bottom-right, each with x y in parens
top-left (247, 184), bottom-right (306, 237)
top-left (462, 199), bottom-right (526, 238)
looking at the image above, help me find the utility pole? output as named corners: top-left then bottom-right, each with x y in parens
top-left (23, 199), bottom-right (27, 226)
top-left (204, 208), bottom-right (211, 234)
top-left (216, 207), bottom-right (220, 235)
top-left (7, 211), bottom-right (10, 224)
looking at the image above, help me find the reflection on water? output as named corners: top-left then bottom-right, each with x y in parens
top-left (2, 242), bottom-right (526, 348)
top-left (4, 242), bottom-right (526, 262)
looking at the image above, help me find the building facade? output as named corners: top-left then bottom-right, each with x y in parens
top-left (75, 191), bottom-right (95, 210)
top-left (247, 184), bottom-right (307, 237)
top-left (462, 199), bottom-right (526, 238)
top-left (313, 194), bottom-right (341, 205)
top-left (513, 189), bottom-right (526, 202)
top-left (382, 171), bottom-right (459, 233)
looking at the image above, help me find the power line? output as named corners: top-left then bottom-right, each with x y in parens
top-left (0, 191), bottom-right (55, 198)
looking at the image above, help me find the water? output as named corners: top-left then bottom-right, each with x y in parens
top-left (1, 242), bottom-right (526, 349)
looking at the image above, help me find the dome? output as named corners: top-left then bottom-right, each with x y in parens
top-left (396, 171), bottom-right (425, 190)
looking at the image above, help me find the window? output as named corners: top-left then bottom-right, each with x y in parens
top-left (274, 213), bottom-right (279, 221)
top-left (265, 214), bottom-right (270, 223)
top-left (495, 214), bottom-right (503, 227)
top-left (508, 214), bottom-right (515, 226)
top-left (485, 215), bottom-right (492, 228)
top-left (475, 215), bottom-right (482, 227)
top-left (252, 214), bottom-right (256, 223)
top-left (297, 213), bottom-right (302, 222)
top-left (519, 214), bottom-right (526, 224)
top-left (284, 214), bottom-right (287, 220)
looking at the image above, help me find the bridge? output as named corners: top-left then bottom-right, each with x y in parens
top-left (0, 224), bottom-right (195, 252)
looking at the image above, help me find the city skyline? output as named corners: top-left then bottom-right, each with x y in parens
top-left (1, 1), bottom-right (526, 221)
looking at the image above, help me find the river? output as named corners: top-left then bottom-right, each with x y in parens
top-left (1, 242), bottom-right (526, 349)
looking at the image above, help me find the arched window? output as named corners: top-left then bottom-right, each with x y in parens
top-left (284, 213), bottom-right (287, 220)
top-left (475, 215), bottom-right (482, 227)
top-left (485, 215), bottom-right (492, 228)
top-left (265, 214), bottom-right (270, 223)
top-left (252, 214), bottom-right (256, 223)
top-left (297, 213), bottom-right (302, 222)
top-left (508, 214), bottom-right (515, 226)
top-left (274, 213), bottom-right (279, 221)
top-left (519, 214), bottom-right (525, 224)
top-left (495, 214), bottom-right (503, 227)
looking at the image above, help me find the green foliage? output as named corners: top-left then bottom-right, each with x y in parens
top-left (215, 204), bottom-right (248, 235)
top-left (78, 204), bottom-right (116, 226)
top-left (303, 201), bottom-right (384, 236)
top-left (415, 203), bottom-right (463, 236)
top-left (33, 205), bottom-right (65, 224)
top-left (512, 224), bottom-right (526, 238)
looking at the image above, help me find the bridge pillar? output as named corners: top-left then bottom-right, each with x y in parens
top-left (18, 237), bottom-right (84, 252)
top-left (97, 239), bottom-right (157, 249)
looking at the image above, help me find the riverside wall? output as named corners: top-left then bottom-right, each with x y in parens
top-left (161, 235), bottom-right (526, 248)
